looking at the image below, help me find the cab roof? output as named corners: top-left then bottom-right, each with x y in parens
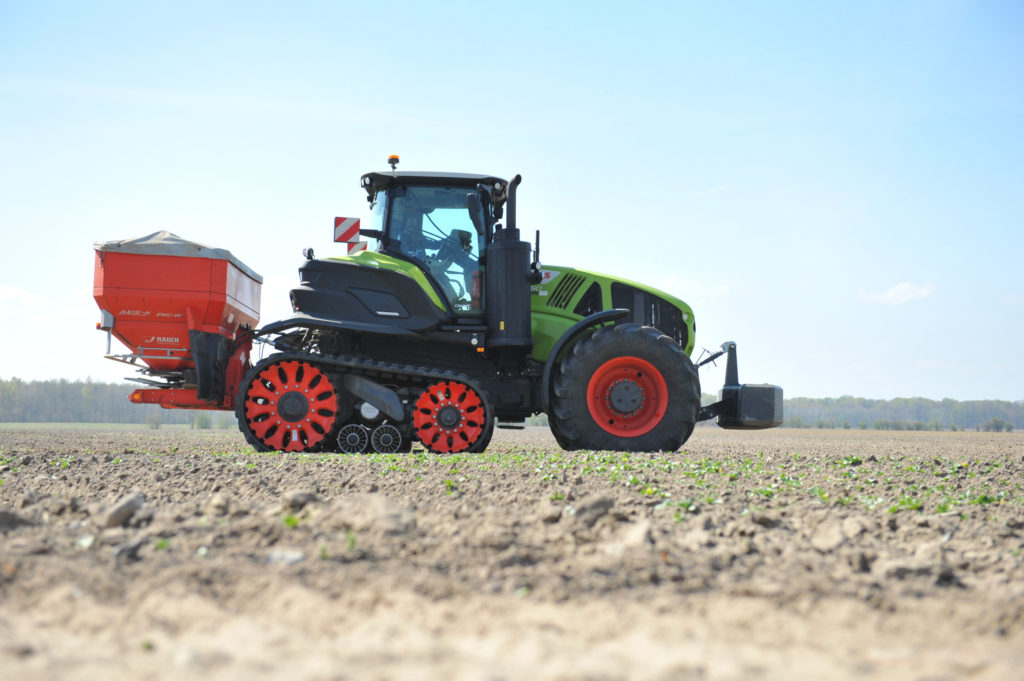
top-left (360, 171), bottom-right (507, 194)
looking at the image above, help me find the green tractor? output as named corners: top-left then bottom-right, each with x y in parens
top-left (233, 158), bottom-right (782, 453)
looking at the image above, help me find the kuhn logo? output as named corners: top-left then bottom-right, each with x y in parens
top-left (119, 309), bottom-right (151, 317)
top-left (143, 336), bottom-right (180, 344)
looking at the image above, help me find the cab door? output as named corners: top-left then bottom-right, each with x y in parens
top-left (386, 186), bottom-right (486, 316)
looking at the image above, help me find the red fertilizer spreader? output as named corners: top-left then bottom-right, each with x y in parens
top-left (93, 231), bottom-right (262, 410)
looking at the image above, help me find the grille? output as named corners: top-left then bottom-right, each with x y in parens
top-left (547, 273), bottom-right (586, 309)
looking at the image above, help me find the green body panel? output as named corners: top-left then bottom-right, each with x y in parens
top-left (329, 250), bottom-right (446, 310)
top-left (529, 266), bottom-right (696, 362)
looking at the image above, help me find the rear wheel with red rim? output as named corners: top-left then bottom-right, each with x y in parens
top-left (549, 324), bottom-right (700, 452)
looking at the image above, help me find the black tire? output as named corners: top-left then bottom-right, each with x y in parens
top-left (547, 417), bottom-right (579, 451)
top-left (465, 395), bottom-right (495, 453)
top-left (396, 433), bottom-right (414, 453)
top-left (549, 324), bottom-right (700, 452)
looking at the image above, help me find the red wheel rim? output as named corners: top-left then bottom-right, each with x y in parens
top-left (413, 381), bottom-right (485, 453)
top-left (244, 361), bottom-right (339, 452)
top-left (586, 356), bottom-right (667, 437)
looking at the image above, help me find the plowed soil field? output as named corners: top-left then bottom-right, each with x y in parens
top-left (2, 427), bottom-right (1023, 680)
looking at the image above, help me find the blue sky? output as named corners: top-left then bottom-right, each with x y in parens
top-left (1, 1), bottom-right (1021, 400)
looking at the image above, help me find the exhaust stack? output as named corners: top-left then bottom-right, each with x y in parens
top-left (485, 174), bottom-right (532, 352)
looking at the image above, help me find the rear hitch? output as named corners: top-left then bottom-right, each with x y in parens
top-left (697, 341), bottom-right (783, 429)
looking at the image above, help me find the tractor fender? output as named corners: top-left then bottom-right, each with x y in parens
top-left (540, 308), bottom-right (631, 414)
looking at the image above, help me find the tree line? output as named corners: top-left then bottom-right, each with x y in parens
top-left (782, 395), bottom-right (1020, 432)
top-left (0, 378), bottom-right (232, 428)
top-left (1, 378), bottom-right (1020, 432)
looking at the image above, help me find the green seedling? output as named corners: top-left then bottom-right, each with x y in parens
top-left (810, 486), bottom-right (829, 503)
top-left (888, 495), bottom-right (922, 513)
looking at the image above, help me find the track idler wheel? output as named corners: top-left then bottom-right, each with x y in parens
top-left (370, 424), bottom-right (403, 454)
top-left (241, 360), bottom-right (340, 452)
top-left (337, 424), bottom-right (369, 453)
top-left (413, 381), bottom-right (487, 454)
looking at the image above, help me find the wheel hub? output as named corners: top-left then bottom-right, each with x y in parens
top-left (437, 405), bottom-right (462, 428)
top-left (607, 379), bottom-right (644, 414)
top-left (278, 391), bottom-right (310, 422)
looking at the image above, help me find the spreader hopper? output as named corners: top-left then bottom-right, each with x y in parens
top-left (93, 231), bottom-right (262, 404)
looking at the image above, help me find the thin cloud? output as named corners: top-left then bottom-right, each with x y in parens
top-left (689, 185), bottom-right (732, 200)
top-left (0, 74), bottom-right (399, 126)
top-left (860, 282), bottom-right (935, 306)
top-left (0, 284), bottom-right (51, 311)
top-left (915, 359), bottom-right (954, 370)
top-left (655, 274), bottom-right (730, 304)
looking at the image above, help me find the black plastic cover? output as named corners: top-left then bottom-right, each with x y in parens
top-left (485, 236), bottom-right (533, 349)
top-left (188, 330), bottom-right (229, 401)
top-left (289, 258), bottom-right (445, 333)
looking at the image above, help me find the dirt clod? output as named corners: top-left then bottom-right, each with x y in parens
top-left (573, 493), bottom-right (616, 528)
top-left (283, 488), bottom-right (321, 510)
top-left (100, 491), bottom-right (145, 528)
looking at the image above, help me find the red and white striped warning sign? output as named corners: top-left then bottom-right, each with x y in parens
top-left (333, 217), bottom-right (360, 243)
top-left (347, 241), bottom-right (368, 255)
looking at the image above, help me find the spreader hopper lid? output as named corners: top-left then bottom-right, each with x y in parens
top-left (95, 230), bottom-right (263, 283)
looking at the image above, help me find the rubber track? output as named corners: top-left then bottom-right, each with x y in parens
top-left (276, 350), bottom-right (491, 399)
top-left (236, 349), bottom-right (493, 452)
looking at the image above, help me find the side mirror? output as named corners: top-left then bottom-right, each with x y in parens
top-left (466, 194), bottom-right (485, 236)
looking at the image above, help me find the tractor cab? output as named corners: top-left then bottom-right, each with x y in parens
top-left (361, 170), bottom-right (508, 317)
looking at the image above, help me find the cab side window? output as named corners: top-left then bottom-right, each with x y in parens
top-left (388, 187), bottom-right (486, 316)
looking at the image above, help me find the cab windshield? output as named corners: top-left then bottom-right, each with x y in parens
top-left (386, 185), bottom-right (486, 315)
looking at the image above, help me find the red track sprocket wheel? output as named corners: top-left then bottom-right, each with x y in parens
top-left (586, 356), bottom-right (668, 437)
top-left (242, 360), bottom-right (339, 452)
top-left (413, 381), bottom-right (485, 454)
